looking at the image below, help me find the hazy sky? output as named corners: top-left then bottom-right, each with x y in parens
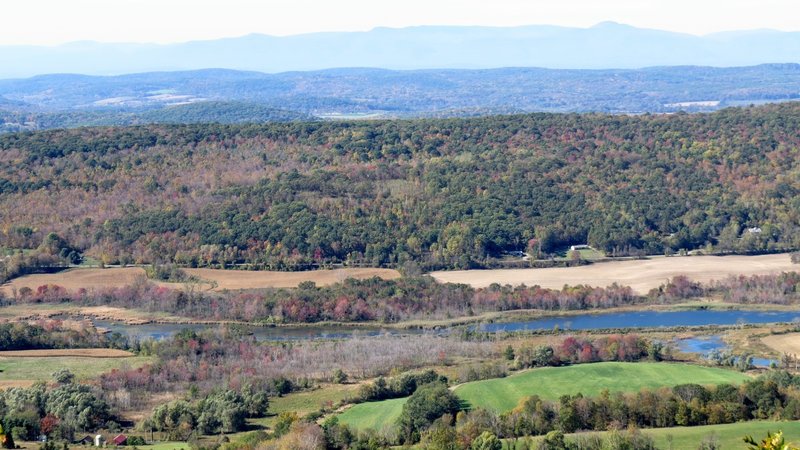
top-left (2, 0), bottom-right (798, 45)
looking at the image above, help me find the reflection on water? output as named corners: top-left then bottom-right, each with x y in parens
top-left (675, 335), bottom-right (727, 353)
top-left (477, 310), bottom-right (800, 333)
top-left (676, 335), bottom-right (776, 367)
top-left (91, 319), bottom-right (425, 341)
top-left (79, 309), bottom-right (800, 358)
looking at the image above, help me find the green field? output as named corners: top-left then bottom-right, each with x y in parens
top-left (138, 443), bottom-right (190, 450)
top-left (338, 362), bottom-right (750, 431)
top-left (0, 355), bottom-right (152, 383)
top-left (558, 421), bottom-right (800, 449)
top-left (645, 421), bottom-right (800, 449)
top-left (455, 362), bottom-right (750, 412)
top-left (247, 383), bottom-right (362, 429)
top-left (337, 397), bottom-right (407, 432)
top-left (554, 246), bottom-right (606, 261)
top-left (498, 421), bottom-right (800, 449)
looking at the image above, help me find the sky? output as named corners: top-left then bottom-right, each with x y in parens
top-left (2, 0), bottom-right (798, 46)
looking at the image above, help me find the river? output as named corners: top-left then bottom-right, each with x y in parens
top-left (476, 310), bottom-right (800, 333)
top-left (89, 309), bottom-right (800, 341)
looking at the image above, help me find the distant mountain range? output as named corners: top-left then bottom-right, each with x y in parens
top-left (2, 23), bottom-right (799, 78)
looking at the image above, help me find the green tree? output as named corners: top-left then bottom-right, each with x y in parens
top-left (420, 422), bottom-right (459, 450)
top-left (471, 431), bottom-right (502, 450)
top-left (52, 369), bottom-right (75, 384)
top-left (333, 369), bottom-right (348, 384)
top-left (397, 382), bottom-right (462, 444)
top-left (538, 430), bottom-right (567, 450)
top-left (716, 220), bottom-right (741, 253)
top-left (744, 431), bottom-right (799, 450)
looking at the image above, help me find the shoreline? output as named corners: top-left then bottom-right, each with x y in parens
top-left (5, 300), bottom-right (800, 336)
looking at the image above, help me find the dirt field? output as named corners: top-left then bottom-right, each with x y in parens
top-left (0, 349), bottom-right (133, 358)
top-left (430, 254), bottom-right (796, 293)
top-left (762, 333), bottom-right (800, 357)
top-left (0, 266), bottom-right (401, 295)
top-left (0, 303), bottom-right (193, 324)
top-left (1, 267), bottom-right (149, 295)
top-left (183, 267), bottom-right (401, 290)
top-left (0, 380), bottom-right (35, 389)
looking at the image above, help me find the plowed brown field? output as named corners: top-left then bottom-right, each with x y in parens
top-left (1, 266), bottom-right (400, 294)
top-left (431, 254), bottom-right (796, 294)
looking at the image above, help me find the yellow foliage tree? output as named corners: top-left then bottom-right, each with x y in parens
top-left (744, 431), bottom-right (799, 450)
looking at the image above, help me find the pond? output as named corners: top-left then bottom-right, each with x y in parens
top-left (675, 334), bottom-right (728, 353)
top-left (675, 334), bottom-right (776, 367)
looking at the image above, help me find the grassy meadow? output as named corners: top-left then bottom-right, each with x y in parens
top-left (0, 354), bottom-right (152, 386)
top-left (507, 421), bottom-right (800, 449)
top-left (454, 361), bottom-right (750, 412)
top-left (247, 383), bottom-right (362, 429)
top-left (338, 362), bottom-right (750, 431)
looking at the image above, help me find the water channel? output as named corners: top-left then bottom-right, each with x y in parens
top-left (89, 309), bottom-right (800, 341)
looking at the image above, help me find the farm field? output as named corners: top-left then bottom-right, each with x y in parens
top-left (644, 421), bottom-right (800, 449)
top-left (336, 397), bottom-right (408, 432)
top-left (0, 303), bottom-right (194, 324)
top-left (431, 253), bottom-right (795, 293)
top-left (0, 348), bottom-right (133, 357)
top-left (454, 362), bottom-right (750, 412)
top-left (504, 421), bottom-right (800, 449)
top-left (0, 266), bottom-right (401, 295)
top-left (249, 383), bottom-right (362, 429)
top-left (134, 443), bottom-right (190, 450)
top-left (1, 267), bottom-right (150, 294)
top-left (337, 362), bottom-right (750, 430)
top-left (762, 332), bottom-right (800, 356)
top-left (0, 352), bottom-right (152, 388)
top-left (182, 267), bottom-right (401, 290)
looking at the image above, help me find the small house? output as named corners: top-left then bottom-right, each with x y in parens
top-left (112, 434), bottom-right (127, 446)
top-left (569, 244), bottom-right (590, 251)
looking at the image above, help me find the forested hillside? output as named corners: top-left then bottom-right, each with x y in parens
top-left (0, 101), bottom-right (311, 133)
top-left (1, 103), bottom-right (799, 269)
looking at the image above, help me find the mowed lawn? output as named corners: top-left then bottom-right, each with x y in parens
top-left (338, 362), bottom-right (749, 431)
top-left (337, 398), bottom-right (407, 432)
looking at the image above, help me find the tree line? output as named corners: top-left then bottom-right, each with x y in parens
top-left (0, 376), bottom-right (112, 442)
top-left (0, 322), bottom-right (127, 351)
top-left (6, 270), bottom-right (800, 324)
